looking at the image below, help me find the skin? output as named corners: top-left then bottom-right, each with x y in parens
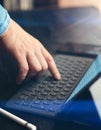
top-left (0, 19), bottom-right (61, 84)
top-left (58, 0), bottom-right (101, 12)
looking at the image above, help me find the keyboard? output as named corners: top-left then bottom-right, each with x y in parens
top-left (6, 54), bottom-right (94, 117)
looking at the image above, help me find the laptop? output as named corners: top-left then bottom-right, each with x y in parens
top-left (1, 43), bottom-right (101, 125)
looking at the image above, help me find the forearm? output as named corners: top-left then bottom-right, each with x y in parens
top-left (0, 4), bottom-right (10, 36)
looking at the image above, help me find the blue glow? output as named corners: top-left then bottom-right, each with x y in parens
top-left (67, 54), bottom-right (101, 102)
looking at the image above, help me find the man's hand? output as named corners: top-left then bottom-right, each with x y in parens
top-left (0, 19), bottom-right (61, 84)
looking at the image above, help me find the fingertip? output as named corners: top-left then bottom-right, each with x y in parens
top-left (55, 72), bottom-right (61, 80)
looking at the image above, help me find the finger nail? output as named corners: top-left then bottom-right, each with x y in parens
top-left (56, 73), bottom-right (61, 80)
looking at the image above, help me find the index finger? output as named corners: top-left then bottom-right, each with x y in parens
top-left (41, 46), bottom-right (61, 80)
top-left (48, 56), bottom-right (61, 80)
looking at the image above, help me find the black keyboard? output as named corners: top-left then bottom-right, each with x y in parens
top-left (6, 54), bottom-right (94, 116)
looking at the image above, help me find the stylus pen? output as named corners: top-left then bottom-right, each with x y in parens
top-left (0, 108), bottom-right (36, 130)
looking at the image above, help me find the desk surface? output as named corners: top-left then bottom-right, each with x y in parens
top-left (0, 7), bottom-right (101, 130)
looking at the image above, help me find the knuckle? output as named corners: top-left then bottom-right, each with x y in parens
top-left (20, 65), bottom-right (29, 74)
top-left (46, 55), bottom-right (54, 64)
top-left (42, 64), bottom-right (48, 71)
top-left (36, 65), bottom-right (42, 72)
